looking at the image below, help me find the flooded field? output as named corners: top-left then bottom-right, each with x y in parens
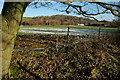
top-left (19, 27), bottom-right (119, 38)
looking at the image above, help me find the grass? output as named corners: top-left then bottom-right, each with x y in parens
top-left (20, 25), bottom-right (119, 30)
top-left (71, 26), bottom-right (119, 30)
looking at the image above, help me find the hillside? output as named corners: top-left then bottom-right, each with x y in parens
top-left (22, 15), bottom-right (109, 26)
top-left (0, 15), bottom-right (1, 29)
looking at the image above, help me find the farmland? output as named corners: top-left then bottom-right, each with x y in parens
top-left (6, 16), bottom-right (120, 79)
top-left (8, 28), bottom-right (120, 79)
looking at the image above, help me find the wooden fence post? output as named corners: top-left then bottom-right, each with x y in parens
top-left (98, 27), bottom-right (101, 39)
top-left (67, 27), bottom-right (70, 43)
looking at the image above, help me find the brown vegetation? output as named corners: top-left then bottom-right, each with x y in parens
top-left (8, 34), bottom-right (120, 79)
top-left (22, 15), bottom-right (109, 26)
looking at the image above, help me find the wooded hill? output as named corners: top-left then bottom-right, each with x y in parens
top-left (22, 15), bottom-right (110, 26)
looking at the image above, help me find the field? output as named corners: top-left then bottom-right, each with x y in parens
top-left (20, 25), bottom-right (119, 30)
top-left (7, 32), bottom-right (120, 79)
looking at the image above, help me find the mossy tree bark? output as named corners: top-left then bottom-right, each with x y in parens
top-left (2, 2), bottom-right (30, 77)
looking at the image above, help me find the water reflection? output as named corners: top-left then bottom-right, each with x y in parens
top-left (19, 27), bottom-right (119, 37)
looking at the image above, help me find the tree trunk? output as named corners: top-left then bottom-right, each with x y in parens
top-left (2, 2), bottom-right (30, 77)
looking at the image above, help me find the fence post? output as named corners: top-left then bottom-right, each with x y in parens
top-left (56, 35), bottom-right (59, 53)
top-left (66, 27), bottom-right (70, 52)
top-left (98, 27), bottom-right (101, 39)
top-left (67, 27), bottom-right (70, 44)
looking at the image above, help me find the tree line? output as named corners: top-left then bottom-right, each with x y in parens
top-left (21, 15), bottom-right (111, 26)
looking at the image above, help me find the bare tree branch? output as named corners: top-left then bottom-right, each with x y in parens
top-left (90, 2), bottom-right (120, 17)
top-left (65, 5), bottom-right (70, 14)
top-left (91, 2), bottom-right (120, 8)
top-left (29, 1), bottom-right (120, 21)
top-left (60, 2), bottom-right (107, 21)
top-left (59, 2), bottom-right (120, 21)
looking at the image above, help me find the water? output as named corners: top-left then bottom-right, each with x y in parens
top-left (19, 27), bottom-right (118, 37)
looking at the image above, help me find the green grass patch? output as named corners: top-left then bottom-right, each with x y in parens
top-left (71, 26), bottom-right (118, 30)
